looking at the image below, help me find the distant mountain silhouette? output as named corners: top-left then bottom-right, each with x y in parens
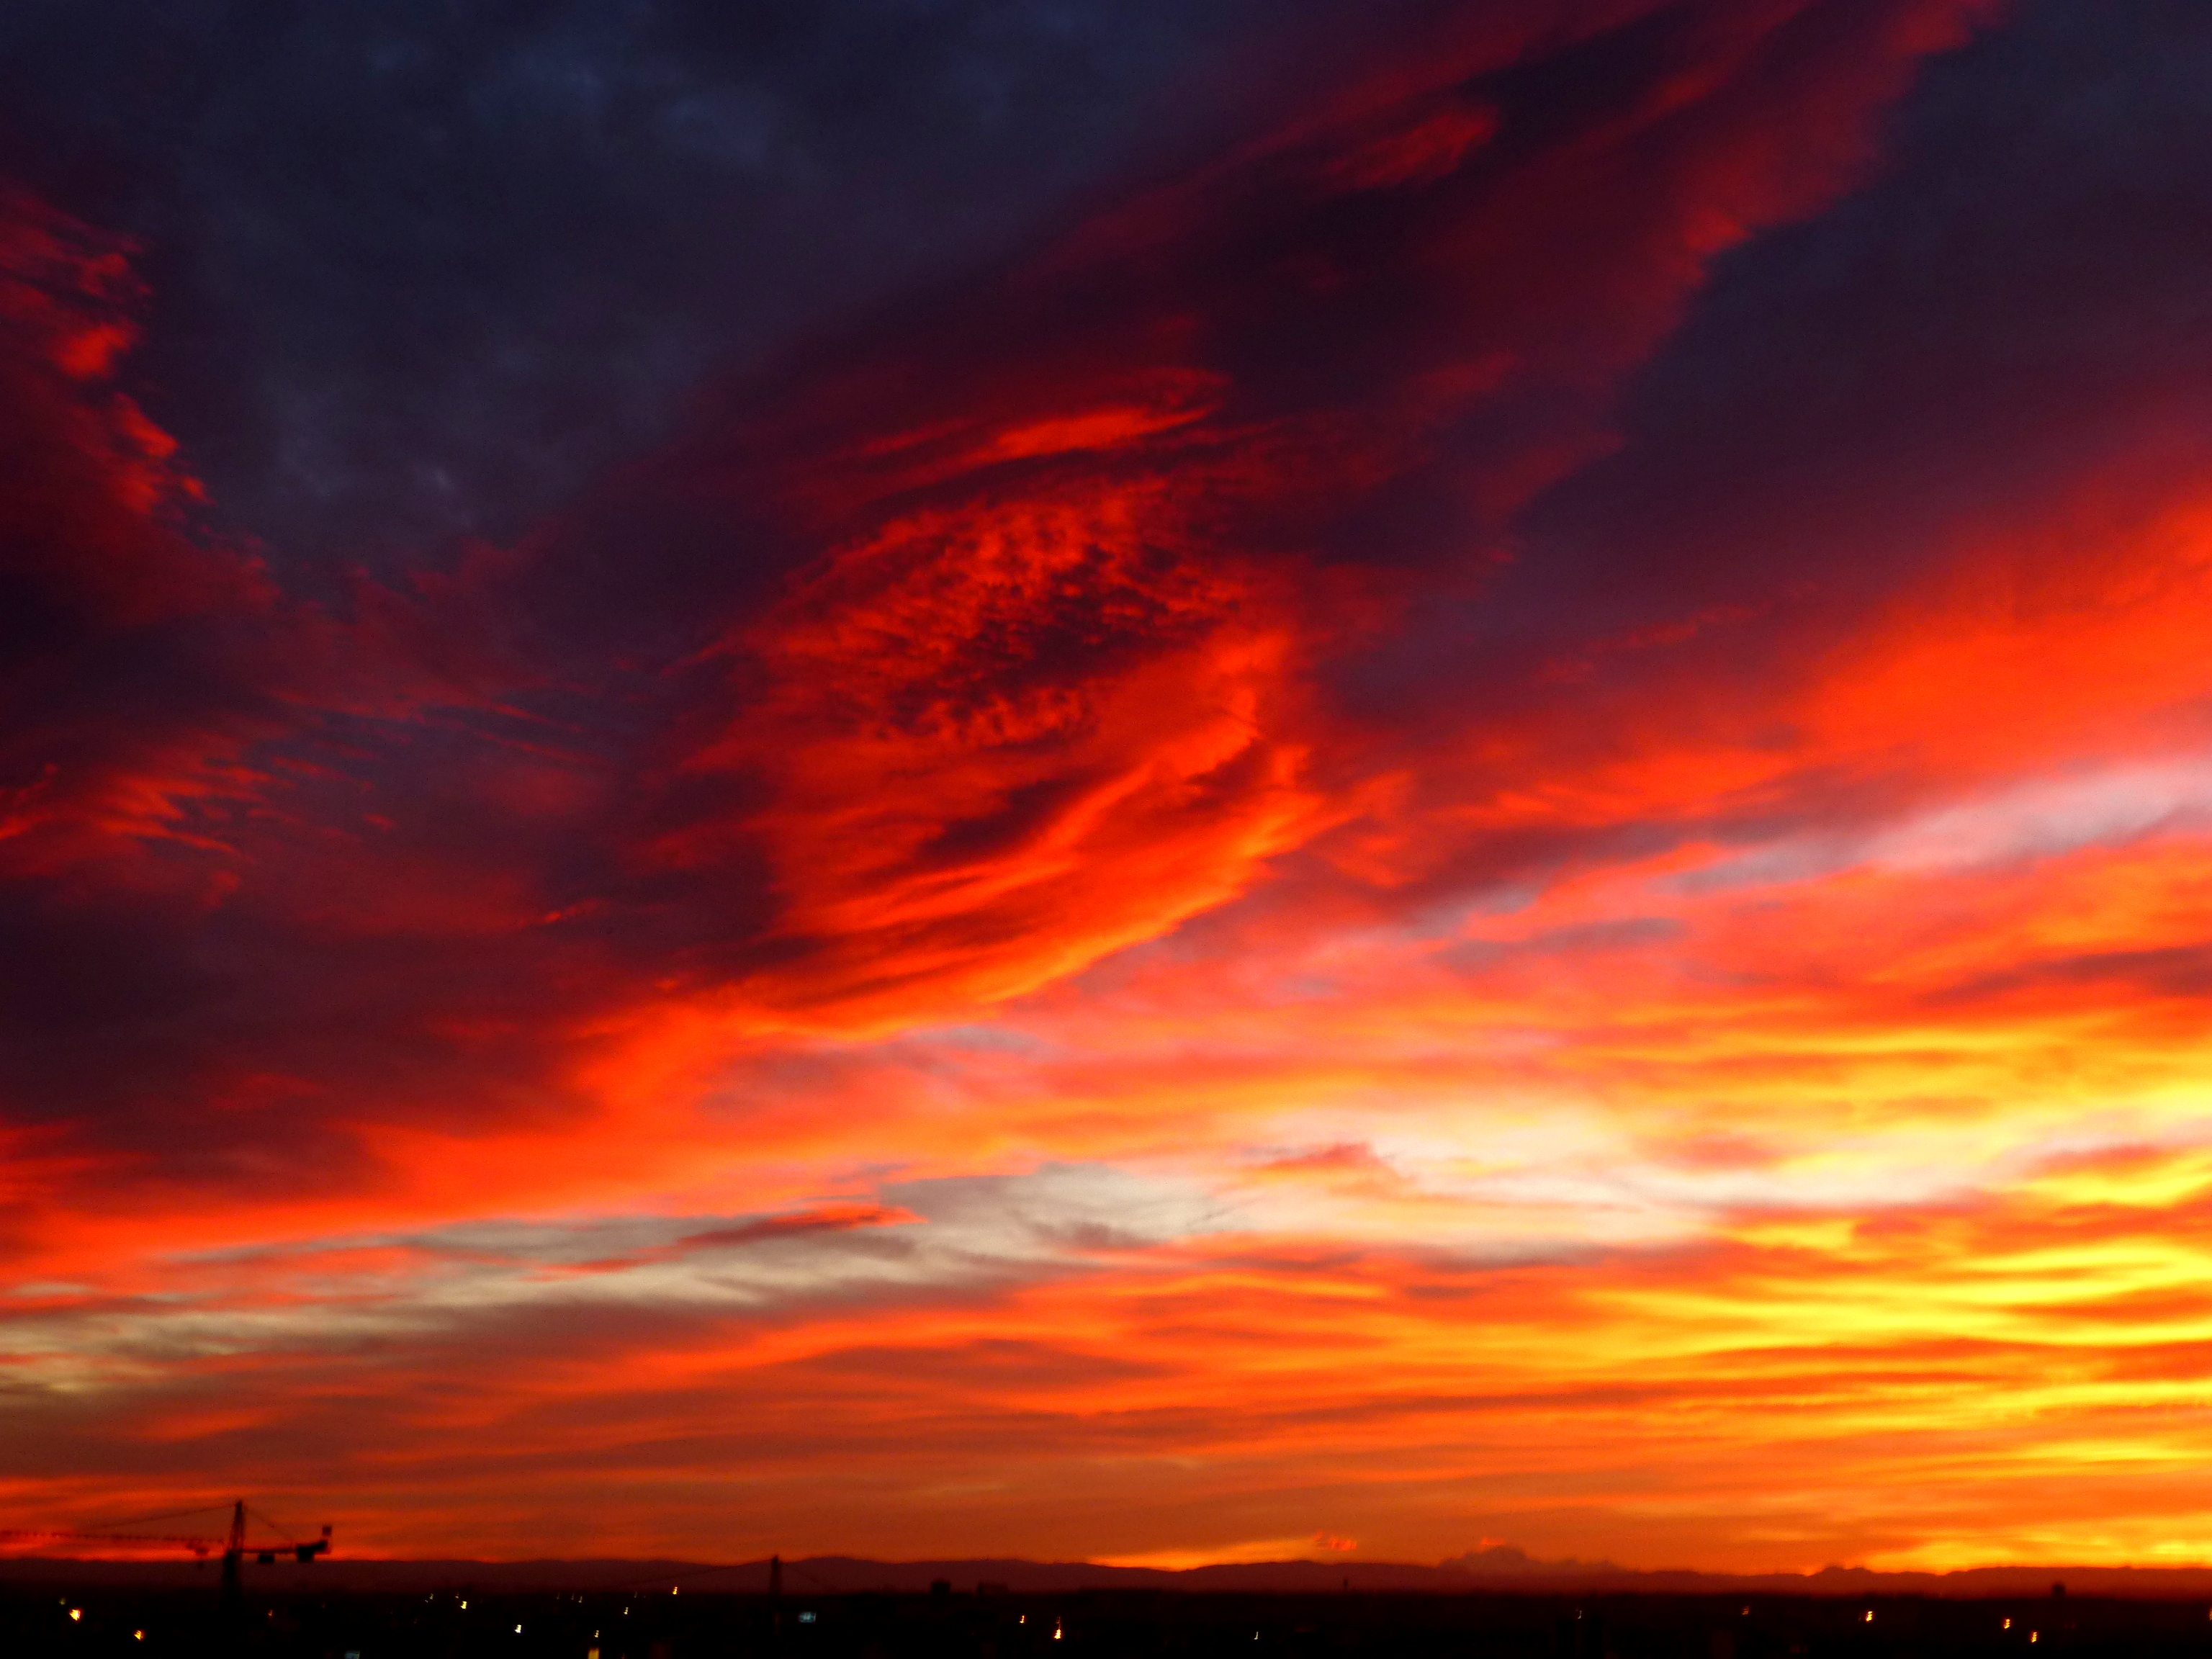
top-left (4, 1551), bottom-right (2208, 1600)
top-left (1439, 1545), bottom-right (1626, 1577)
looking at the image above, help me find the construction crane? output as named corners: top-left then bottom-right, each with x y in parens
top-left (0, 1499), bottom-right (331, 1612)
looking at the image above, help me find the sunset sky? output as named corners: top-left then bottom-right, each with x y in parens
top-left (6, 0), bottom-right (2212, 1573)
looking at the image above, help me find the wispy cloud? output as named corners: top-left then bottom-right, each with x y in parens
top-left (13, 0), bottom-right (2212, 1573)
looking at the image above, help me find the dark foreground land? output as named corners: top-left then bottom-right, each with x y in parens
top-left (6, 1582), bottom-right (2211, 1659)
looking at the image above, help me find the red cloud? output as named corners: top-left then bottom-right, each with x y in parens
top-left (566, 1204), bottom-right (920, 1275)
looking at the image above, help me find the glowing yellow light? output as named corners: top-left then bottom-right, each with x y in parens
top-left (2031, 1633), bottom-right (2038, 1643)
top-left (135, 1634), bottom-right (143, 1643)
top-left (68, 1610), bottom-right (81, 1622)
top-left (1863, 1611), bottom-right (1874, 1623)
top-left (2004, 1618), bottom-right (2012, 1629)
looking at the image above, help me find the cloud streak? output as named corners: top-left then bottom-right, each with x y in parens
top-left (8, 0), bottom-right (2212, 1574)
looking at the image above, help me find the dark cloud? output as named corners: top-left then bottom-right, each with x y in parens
top-left (1514, 0), bottom-right (2212, 630)
top-left (0, 0), bottom-right (1393, 578)
top-left (1323, 0), bottom-right (2212, 905)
